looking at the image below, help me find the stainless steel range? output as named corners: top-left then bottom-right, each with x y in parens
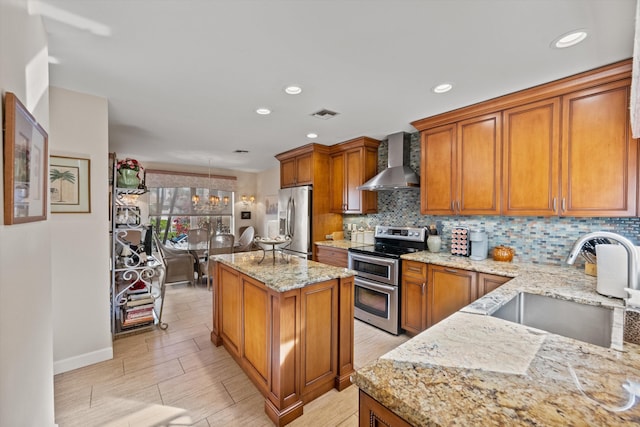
top-left (348, 226), bottom-right (427, 335)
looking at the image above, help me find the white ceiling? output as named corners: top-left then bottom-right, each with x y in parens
top-left (36, 0), bottom-right (636, 172)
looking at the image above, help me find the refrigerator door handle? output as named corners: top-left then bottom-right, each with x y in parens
top-left (288, 197), bottom-right (296, 237)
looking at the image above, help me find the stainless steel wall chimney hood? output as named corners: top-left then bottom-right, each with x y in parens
top-left (357, 132), bottom-right (420, 191)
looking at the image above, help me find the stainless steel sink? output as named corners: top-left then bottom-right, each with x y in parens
top-left (490, 292), bottom-right (613, 347)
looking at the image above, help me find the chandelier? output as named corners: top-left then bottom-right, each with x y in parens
top-left (191, 161), bottom-right (230, 213)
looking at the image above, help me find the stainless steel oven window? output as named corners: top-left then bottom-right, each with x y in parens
top-left (348, 252), bottom-right (398, 286)
top-left (353, 277), bottom-right (399, 335)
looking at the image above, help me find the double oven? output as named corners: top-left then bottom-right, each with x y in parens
top-left (348, 226), bottom-right (427, 335)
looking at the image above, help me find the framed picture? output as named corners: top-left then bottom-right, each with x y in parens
top-left (3, 92), bottom-right (48, 225)
top-left (241, 211), bottom-right (251, 219)
top-left (50, 155), bottom-right (91, 213)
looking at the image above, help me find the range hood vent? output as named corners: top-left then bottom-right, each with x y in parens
top-left (357, 132), bottom-right (420, 191)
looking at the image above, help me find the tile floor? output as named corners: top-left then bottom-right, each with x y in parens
top-left (54, 283), bottom-right (409, 426)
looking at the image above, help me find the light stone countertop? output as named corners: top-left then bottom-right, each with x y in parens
top-left (211, 251), bottom-right (355, 292)
top-left (353, 251), bottom-right (640, 426)
top-left (314, 239), bottom-right (370, 250)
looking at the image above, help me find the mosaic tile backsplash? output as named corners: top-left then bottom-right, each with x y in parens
top-left (344, 133), bottom-right (640, 267)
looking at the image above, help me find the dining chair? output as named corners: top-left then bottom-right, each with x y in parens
top-left (153, 233), bottom-right (198, 287)
top-left (234, 226), bottom-right (255, 253)
top-left (204, 233), bottom-right (235, 290)
top-left (188, 228), bottom-right (210, 282)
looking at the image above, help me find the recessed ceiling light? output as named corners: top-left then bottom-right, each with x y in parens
top-left (307, 133), bottom-right (318, 139)
top-left (285, 85), bottom-right (302, 95)
top-left (433, 83), bottom-right (453, 94)
top-left (552, 30), bottom-right (588, 48)
top-left (256, 108), bottom-right (271, 115)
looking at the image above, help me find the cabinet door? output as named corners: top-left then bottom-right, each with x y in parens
top-left (457, 112), bottom-right (502, 215)
top-left (344, 148), bottom-right (365, 213)
top-left (428, 265), bottom-right (477, 327)
top-left (503, 98), bottom-right (561, 216)
top-left (295, 153), bottom-right (313, 186)
top-left (477, 273), bottom-right (511, 298)
top-left (561, 80), bottom-right (637, 217)
top-left (421, 124), bottom-right (457, 215)
top-left (401, 261), bottom-right (428, 335)
top-left (329, 152), bottom-right (346, 212)
top-left (280, 157), bottom-right (297, 188)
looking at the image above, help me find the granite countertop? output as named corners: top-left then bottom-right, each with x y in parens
top-left (211, 251), bottom-right (355, 292)
top-left (315, 239), bottom-right (370, 250)
top-left (353, 252), bottom-right (640, 425)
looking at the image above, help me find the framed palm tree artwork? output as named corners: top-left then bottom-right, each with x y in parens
top-left (49, 155), bottom-right (91, 213)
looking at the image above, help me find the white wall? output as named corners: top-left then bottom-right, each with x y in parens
top-left (0, 0), bottom-right (56, 426)
top-left (49, 87), bottom-right (112, 373)
top-left (255, 166), bottom-right (280, 237)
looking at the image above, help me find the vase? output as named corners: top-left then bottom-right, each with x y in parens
top-left (117, 168), bottom-right (140, 188)
top-left (427, 235), bottom-right (441, 252)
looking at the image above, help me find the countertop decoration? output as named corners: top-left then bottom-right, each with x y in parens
top-left (353, 250), bottom-right (640, 426)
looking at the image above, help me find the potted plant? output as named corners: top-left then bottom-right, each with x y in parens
top-left (116, 158), bottom-right (143, 188)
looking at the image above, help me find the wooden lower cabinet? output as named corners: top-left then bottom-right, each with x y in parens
top-left (401, 261), bottom-right (428, 335)
top-left (401, 262), bottom-right (511, 335)
top-left (428, 264), bottom-right (477, 327)
top-left (478, 272), bottom-right (512, 298)
top-left (315, 245), bottom-right (349, 268)
top-left (211, 262), bottom-right (354, 426)
top-left (359, 390), bottom-right (412, 427)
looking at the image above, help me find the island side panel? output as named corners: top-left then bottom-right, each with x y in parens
top-left (242, 275), bottom-right (270, 386)
top-left (300, 279), bottom-right (339, 402)
top-left (265, 288), bottom-right (303, 426)
top-left (219, 263), bottom-right (242, 357)
top-left (336, 275), bottom-right (355, 390)
top-left (210, 260), bottom-right (222, 346)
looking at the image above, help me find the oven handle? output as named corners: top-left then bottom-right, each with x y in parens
top-left (355, 276), bottom-right (397, 293)
top-left (348, 252), bottom-right (399, 269)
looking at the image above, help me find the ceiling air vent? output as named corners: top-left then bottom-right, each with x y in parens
top-left (311, 109), bottom-right (339, 120)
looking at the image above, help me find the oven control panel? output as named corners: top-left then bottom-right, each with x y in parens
top-left (375, 226), bottom-right (426, 242)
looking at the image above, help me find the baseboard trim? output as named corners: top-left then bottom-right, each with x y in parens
top-left (53, 346), bottom-right (113, 374)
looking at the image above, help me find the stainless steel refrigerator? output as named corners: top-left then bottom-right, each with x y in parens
top-left (278, 186), bottom-right (312, 259)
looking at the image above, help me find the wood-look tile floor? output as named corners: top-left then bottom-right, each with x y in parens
top-left (54, 283), bottom-right (409, 426)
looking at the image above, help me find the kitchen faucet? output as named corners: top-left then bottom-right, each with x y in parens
top-left (566, 231), bottom-right (639, 291)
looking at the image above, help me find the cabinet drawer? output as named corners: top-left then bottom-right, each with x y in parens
top-left (402, 260), bottom-right (427, 280)
top-left (315, 245), bottom-right (348, 268)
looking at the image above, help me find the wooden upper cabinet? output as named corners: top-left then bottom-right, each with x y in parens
top-left (329, 137), bottom-right (380, 214)
top-left (420, 124), bottom-right (456, 215)
top-left (279, 151), bottom-right (312, 188)
top-left (561, 80), bottom-right (637, 217)
top-left (457, 113), bottom-right (502, 215)
top-left (415, 59), bottom-right (636, 218)
top-left (503, 98), bottom-right (561, 216)
top-left (420, 113), bottom-right (501, 216)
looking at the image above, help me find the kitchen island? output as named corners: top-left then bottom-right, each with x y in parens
top-left (209, 252), bottom-right (356, 426)
top-left (354, 253), bottom-right (640, 426)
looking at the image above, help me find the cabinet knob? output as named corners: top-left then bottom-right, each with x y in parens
top-left (444, 268), bottom-right (458, 274)
top-left (561, 198), bottom-right (566, 213)
top-left (421, 282), bottom-right (425, 295)
top-left (553, 197), bottom-right (557, 213)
